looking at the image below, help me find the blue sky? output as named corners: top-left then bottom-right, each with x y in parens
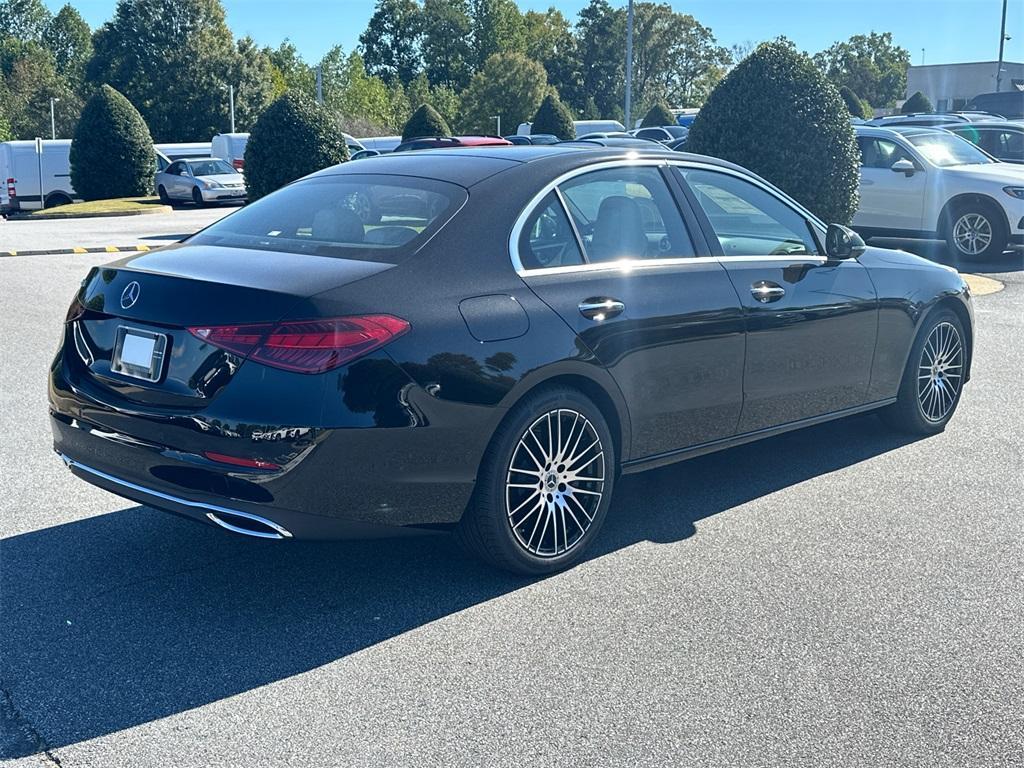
top-left (52, 0), bottom-right (1022, 67)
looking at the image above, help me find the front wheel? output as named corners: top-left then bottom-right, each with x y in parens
top-left (944, 203), bottom-right (1007, 261)
top-left (880, 308), bottom-right (966, 435)
top-left (191, 186), bottom-right (205, 207)
top-left (457, 387), bottom-right (615, 575)
top-left (157, 185), bottom-right (170, 204)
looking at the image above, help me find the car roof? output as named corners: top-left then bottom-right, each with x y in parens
top-left (855, 124), bottom-right (952, 139)
top-left (308, 144), bottom-right (753, 188)
top-left (171, 157), bottom-right (231, 163)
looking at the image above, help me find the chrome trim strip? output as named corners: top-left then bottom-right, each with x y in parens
top-left (59, 453), bottom-right (293, 539)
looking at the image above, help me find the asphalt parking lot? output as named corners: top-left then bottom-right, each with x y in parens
top-left (1, 234), bottom-right (1022, 766)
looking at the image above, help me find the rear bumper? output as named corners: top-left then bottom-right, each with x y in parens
top-left (48, 344), bottom-right (488, 537)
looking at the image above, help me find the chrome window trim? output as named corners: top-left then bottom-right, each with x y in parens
top-left (509, 157), bottom-right (829, 277)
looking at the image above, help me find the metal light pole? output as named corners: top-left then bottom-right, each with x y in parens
top-left (491, 115), bottom-right (501, 136)
top-left (316, 65), bottom-right (323, 104)
top-left (996, 0), bottom-right (1009, 91)
top-left (49, 98), bottom-right (59, 139)
top-left (624, 0), bottom-right (634, 128)
top-left (228, 84), bottom-right (236, 132)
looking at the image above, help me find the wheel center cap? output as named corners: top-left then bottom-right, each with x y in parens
top-left (545, 474), bottom-right (557, 489)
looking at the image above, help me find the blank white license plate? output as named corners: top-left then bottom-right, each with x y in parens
top-left (111, 327), bottom-right (167, 382)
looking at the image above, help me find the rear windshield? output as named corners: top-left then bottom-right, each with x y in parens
top-left (189, 174), bottom-right (466, 260)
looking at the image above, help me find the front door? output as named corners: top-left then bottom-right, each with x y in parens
top-left (854, 136), bottom-right (926, 232)
top-left (673, 165), bottom-right (878, 433)
top-left (516, 164), bottom-right (746, 460)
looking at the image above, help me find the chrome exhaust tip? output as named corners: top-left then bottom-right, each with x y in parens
top-left (205, 510), bottom-right (292, 539)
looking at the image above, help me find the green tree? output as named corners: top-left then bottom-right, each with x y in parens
top-left (405, 71), bottom-right (460, 129)
top-left (687, 40), bottom-right (860, 226)
top-left (0, 0), bottom-right (51, 41)
top-left (470, 0), bottom-right (525, 69)
top-left (421, 0), bottom-right (473, 90)
top-left (813, 32), bottom-right (910, 108)
top-left (70, 84), bottom-right (154, 200)
top-left (1, 37), bottom-right (81, 138)
top-left (244, 91), bottom-right (347, 200)
top-left (403, 102), bottom-right (450, 140)
top-left (631, 4), bottom-right (730, 110)
top-left (264, 40), bottom-right (314, 95)
top-left (41, 5), bottom-right (91, 81)
top-left (321, 48), bottom-right (394, 130)
top-left (640, 101), bottom-right (674, 127)
top-left (460, 52), bottom-right (547, 133)
top-left (229, 37), bottom-right (276, 131)
top-left (530, 93), bottom-right (574, 139)
top-left (523, 8), bottom-right (579, 107)
top-left (359, 0), bottom-right (422, 85)
top-left (0, 109), bottom-right (11, 141)
top-left (901, 90), bottom-right (933, 114)
top-left (576, 0), bottom-right (624, 118)
top-left (88, 0), bottom-right (241, 142)
top-left (839, 85), bottom-right (869, 118)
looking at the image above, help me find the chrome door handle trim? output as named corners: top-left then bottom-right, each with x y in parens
top-left (578, 298), bottom-right (625, 320)
top-left (750, 282), bottom-right (785, 303)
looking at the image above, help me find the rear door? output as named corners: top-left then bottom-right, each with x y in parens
top-left (673, 164), bottom-right (878, 432)
top-left (515, 162), bottom-right (746, 460)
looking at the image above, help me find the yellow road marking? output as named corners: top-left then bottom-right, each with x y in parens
top-left (104, 246), bottom-right (119, 252)
top-left (962, 274), bottom-right (1004, 296)
top-left (72, 247), bottom-right (87, 254)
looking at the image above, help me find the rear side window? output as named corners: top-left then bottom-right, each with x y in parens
top-left (190, 174), bottom-right (466, 260)
top-left (558, 167), bottom-right (695, 261)
top-left (518, 191), bottom-right (585, 269)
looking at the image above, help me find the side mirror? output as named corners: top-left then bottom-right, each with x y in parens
top-left (891, 158), bottom-right (916, 176)
top-left (825, 223), bottom-right (866, 260)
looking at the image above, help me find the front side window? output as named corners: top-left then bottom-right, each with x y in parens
top-left (558, 166), bottom-right (695, 262)
top-left (166, 161), bottom-right (183, 176)
top-left (189, 174), bottom-right (466, 260)
top-left (857, 137), bottom-right (915, 169)
top-left (677, 168), bottom-right (819, 257)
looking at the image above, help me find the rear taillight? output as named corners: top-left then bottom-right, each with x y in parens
top-left (232, 159), bottom-right (244, 170)
top-left (6, 177), bottom-right (15, 198)
top-left (188, 315), bottom-right (410, 374)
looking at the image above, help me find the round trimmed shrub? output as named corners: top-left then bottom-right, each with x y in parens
top-left (687, 40), bottom-right (860, 226)
top-left (70, 85), bottom-right (155, 201)
top-left (402, 103), bottom-right (451, 141)
top-left (531, 93), bottom-right (574, 140)
top-left (901, 91), bottom-right (933, 114)
top-left (839, 86), bottom-right (870, 119)
top-left (244, 92), bottom-right (348, 201)
top-left (641, 102), bottom-right (675, 128)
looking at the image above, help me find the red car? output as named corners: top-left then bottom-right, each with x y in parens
top-left (393, 135), bottom-right (513, 152)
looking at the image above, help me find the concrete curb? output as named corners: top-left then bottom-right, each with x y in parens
top-left (6, 205), bottom-right (172, 221)
top-left (1, 244), bottom-right (159, 257)
top-left (962, 273), bottom-right (1004, 296)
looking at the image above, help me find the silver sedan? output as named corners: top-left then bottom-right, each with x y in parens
top-left (155, 158), bottom-right (247, 206)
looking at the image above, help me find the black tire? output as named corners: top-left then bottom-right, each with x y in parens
top-left (157, 185), bottom-right (170, 204)
top-left (191, 186), bottom-right (205, 207)
top-left (457, 387), bottom-right (616, 575)
top-left (879, 308), bottom-right (967, 435)
top-left (943, 201), bottom-right (1007, 261)
top-left (43, 193), bottom-right (73, 209)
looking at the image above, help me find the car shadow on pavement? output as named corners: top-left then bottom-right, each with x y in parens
top-left (1, 412), bottom-right (917, 758)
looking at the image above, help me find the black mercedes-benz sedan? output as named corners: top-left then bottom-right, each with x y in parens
top-left (50, 146), bottom-right (974, 574)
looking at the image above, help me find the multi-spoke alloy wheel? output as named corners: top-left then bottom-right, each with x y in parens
top-left (952, 213), bottom-right (992, 256)
top-left (457, 388), bottom-right (615, 575)
top-left (506, 408), bottom-right (606, 558)
top-left (917, 321), bottom-right (964, 423)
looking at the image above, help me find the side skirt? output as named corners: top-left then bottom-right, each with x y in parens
top-left (620, 398), bottom-right (897, 475)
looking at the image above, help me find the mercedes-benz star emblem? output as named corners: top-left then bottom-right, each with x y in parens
top-left (120, 281), bottom-right (141, 309)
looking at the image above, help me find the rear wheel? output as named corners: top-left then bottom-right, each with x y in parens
top-left (457, 387), bottom-right (615, 575)
top-left (44, 192), bottom-right (72, 209)
top-left (943, 201), bottom-right (1007, 261)
top-left (880, 308), bottom-right (966, 435)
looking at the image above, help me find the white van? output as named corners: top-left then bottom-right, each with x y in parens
top-left (156, 142), bottom-right (212, 162)
top-left (211, 133), bottom-right (249, 171)
top-left (211, 133), bottom-right (365, 171)
top-left (0, 139), bottom-right (80, 213)
top-left (516, 120), bottom-right (627, 138)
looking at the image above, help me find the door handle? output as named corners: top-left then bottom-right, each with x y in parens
top-left (578, 297), bottom-right (625, 320)
top-left (750, 281), bottom-right (785, 303)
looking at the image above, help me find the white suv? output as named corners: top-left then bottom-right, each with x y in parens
top-left (853, 125), bottom-right (1024, 260)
